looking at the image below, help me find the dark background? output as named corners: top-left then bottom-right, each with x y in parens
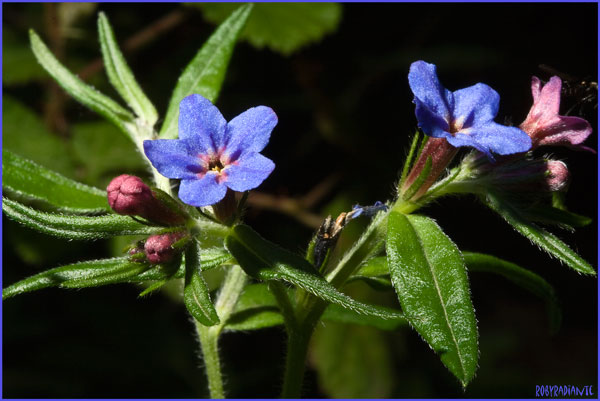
top-left (2, 3), bottom-right (597, 398)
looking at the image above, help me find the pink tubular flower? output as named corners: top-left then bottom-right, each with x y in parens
top-left (519, 76), bottom-right (593, 150)
top-left (544, 160), bottom-right (570, 192)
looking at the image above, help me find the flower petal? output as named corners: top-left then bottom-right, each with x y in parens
top-left (534, 76), bottom-right (561, 118)
top-left (447, 123), bottom-right (532, 158)
top-left (408, 61), bottom-right (454, 120)
top-left (143, 139), bottom-right (198, 179)
top-left (224, 106), bottom-right (278, 158)
top-left (224, 152), bottom-right (275, 192)
top-left (178, 94), bottom-right (227, 153)
top-left (536, 115), bottom-right (592, 147)
top-left (178, 173), bottom-right (227, 207)
top-left (414, 99), bottom-right (452, 138)
top-left (453, 83), bottom-right (500, 127)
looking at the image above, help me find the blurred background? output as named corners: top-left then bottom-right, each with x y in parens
top-left (2, 3), bottom-right (597, 398)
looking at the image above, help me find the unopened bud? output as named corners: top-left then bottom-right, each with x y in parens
top-left (144, 231), bottom-right (187, 264)
top-left (544, 160), bottom-right (570, 192)
top-left (107, 174), bottom-right (187, 226)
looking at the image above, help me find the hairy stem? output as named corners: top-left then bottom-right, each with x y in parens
top-left (196, 265), bottom-right (248, 399)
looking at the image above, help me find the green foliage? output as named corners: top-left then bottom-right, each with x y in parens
top-left (520, 204), bottom-right (592, 230)
top-left (70, 121), bottom-right (148, 185)
top-left (2, 197), bottom-right (161, 240)
top-left (224, 283), bottom-right (406, 331)
top-left (226, 224), bottom-right (405, 320)
top-left (401, 155), bottom-right (432, 201)
top-left (98, 12), bottom-right (158, 126)
top-left (29, 29), bottom-right (136, 137)
top-left (159, 4), bottom-right (253, 140)
top-left (463, 252), bottom-right (562, 331)
top-left (183, 240), bottom-right (220, 326)
top-left (2, 257), bottom-right (148, 299)
top-left (2, 96), bottom-right (74, 176)
top-left (485, 193), bottom-right (595, 275)
top-left (386, 212), bottom-right (478, 387)
top-left (194, 3), bottom-right (342, 56)
top-left (311, 322), bottom-right (394, 398)
top-left (2, 149), bottom-right (109, 214)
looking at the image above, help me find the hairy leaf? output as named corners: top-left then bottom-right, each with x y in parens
top-left (98, 12), bottom-right (158, 126)
top-left (183, 240), bottom-right (220, 326)
top-left (3, 149), bottom-right (109, 214)
top-left (387, 212), bottom-right (478, 387)
top-left (3, 257), bottom-right (148, 299)
top-left (463, 252), bottom-right (562, 332)
top-left (486, 193), bottom-right (595, 275)
top-left (2, 197), bottom-right (160, 240)
top-left (29, 29), bottom-right (136, 137)
top-left (159, 4), bottom-right (252, 139)
top-left (226, 224), bottom-right (404, 321)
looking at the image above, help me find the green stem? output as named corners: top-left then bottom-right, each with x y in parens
top-left (195, 265), bottom-right (248, 399)
top-left (281, 326), bottom-right (312, 398)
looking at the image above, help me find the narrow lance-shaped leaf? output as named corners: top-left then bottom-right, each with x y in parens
top-left (485, 192), bottom-right (595, 275)
top-left (2, 257), bottom-right (148, 299)
top-left (2, 197), bottom-right (160, 240)
top-left (159, 4), bottom-right (253, 139)
top-left (386, 212), bottom-right (478, 387)
top-left (225, 224), bottom-right (405, 321)
top-left (2, 149), bottom-right (109, 214)
top-left (183, 240), bottom-right (220, 326)
top-left (463, 252), bottom-right (562, 332)
top-left (98, 12), bottom-right (158, 126)
top-left (29, 29), bottom-right (136, 137)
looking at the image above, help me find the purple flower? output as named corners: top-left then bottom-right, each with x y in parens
top-left (144, 94), bottom-right (277, 207)
top-left (519, 76), bottom-right (593, 151)
top-left (408, 61), bottom-right (532, 159)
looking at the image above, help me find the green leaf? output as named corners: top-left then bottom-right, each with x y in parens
top-left (225, 224), bottom-right (404, 321)
top-left (2, 197), bottom-right (160, 240)
top-left (400, 131), bottom-right (422, 185)
top-left (98, 12), bottom-right (158, 126)
top-left (485, 193), bottom-right (595, 275)
top-left (521, 204), bottom-right (592, 230)
top-left (2, 149), bottom-right (109, 214)
top-left (2, 95), bottom-right (74, 176)
top-left (311, 322), bottom-right (394, 398)
top-left (322, 303), bottom-right (405, 331)
top-left (355, 256), bottom-right (388, 277)
top-left (159, 4), bottom-right (253, 140)
top-left (2, 257), bottom-right (148, 299)
top-left (193, 3), bottom-right (342, 55)
top-left (386, 212), bottom-right (478, 387)
top-left (183, 240), bottom-right (220, 326)
top-left (29, 29), bottom-right (136, 136)
top-left (463, 252), bottom-right (561, 332)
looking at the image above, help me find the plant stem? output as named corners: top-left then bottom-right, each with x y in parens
top-left (195, 265), bottom-right (248, 399)
top-left (281, 326), bottom-right (312, 398)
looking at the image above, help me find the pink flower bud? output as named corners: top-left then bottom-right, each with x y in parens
top-left (107, 174), bottom-right (155, 216)
top-left (144, 232), bottom-right (187, 264)
top-left (107, 175), bottom-right (187, 226)
top-left (544, 160), bottom-right (570, 192)
top-left (519, 76), bottom-right (593, 151)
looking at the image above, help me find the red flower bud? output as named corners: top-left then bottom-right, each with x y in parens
top-left (107, 175), bottom-right (187, 226)
top-left (144, 232), bottom-right (187, 264)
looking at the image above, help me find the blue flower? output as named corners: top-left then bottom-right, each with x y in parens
top-left (144, 94), bottom-right (277, 207)
top-left (408, 61), bottom-right (531, 159)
